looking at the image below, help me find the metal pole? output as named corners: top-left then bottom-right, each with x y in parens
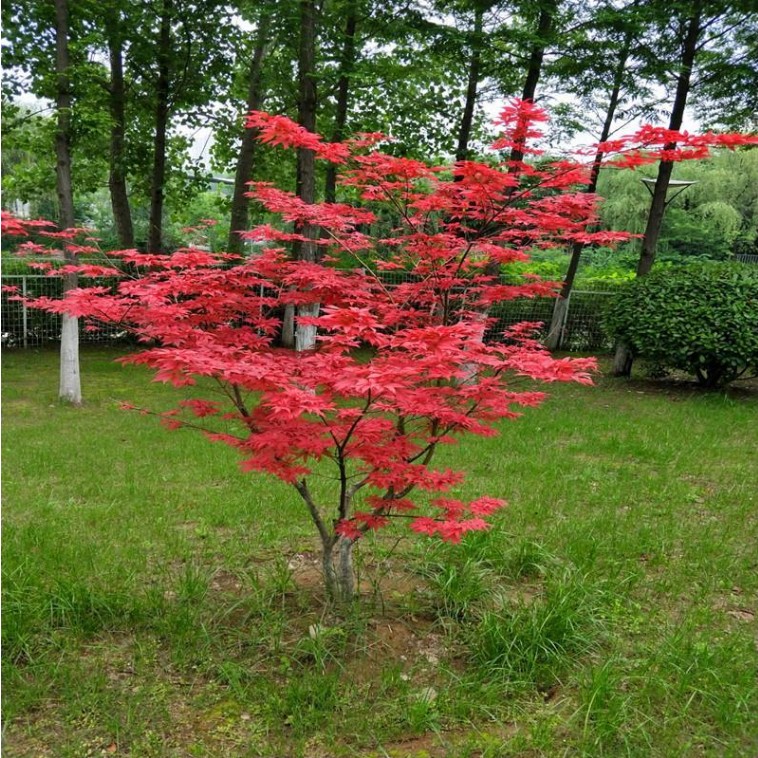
top-left (22, 276), bottom-right (28, 349)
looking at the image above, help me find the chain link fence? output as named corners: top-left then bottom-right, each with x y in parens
top-left (1, 274), bottom-right (126, 349)
top-left (485, 289), bottom-right (615, 352)
top-left (376, 271), bottom-right (617, 352)
top-left (1, 269), bottom-right (617, 353)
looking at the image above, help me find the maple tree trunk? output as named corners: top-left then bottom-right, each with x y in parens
top-left (108, 27), bottom-right (135, 249)
top-left (147, 0), bottom-right (172, 254)
top-left (227, 10), bottom-right (271, 255)
top-left (295, 479), bottom-right (356, 605)
top-left (455, 4), bottom-right (483, 163)
top-left (324, 0), bottom-right (357, 204)
top-left (54, 0), bottom-right (81, 405)
top-left (321, 536), bottom-right (356, 605)
top-left (614, 2), bottom-right (701, 376)
top-left (545, 32), bottom-right (631, 350)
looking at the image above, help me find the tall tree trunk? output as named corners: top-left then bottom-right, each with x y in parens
top-left (227, 8), bottom-right (272, 255)
top-left (613, 2), bottom-right (702, 375)
top-left (509, 0), bottom-right (556, 166)
top-left (484, 0), bottom-right (554, 285)
top-left (474, 0), bottom-right (555, 367)
top-left (636, 10), bottom-right (701, 277)
top-left (455, 4), bottom-right (484, 163)
top-left (108, 22), bottom-right (134, 248)
top-left (296, 0), bottom-right (317, 212)
top-left (545, 33), bottom-right (631, 350)
top-left (54, 0), bottom-right (81, 405)
top-left (147, 0), bottom-right (172, 254)
top-left (284, 0), bottom-right (319, 350)
top-left (324, 0), bottom-right (358, 204)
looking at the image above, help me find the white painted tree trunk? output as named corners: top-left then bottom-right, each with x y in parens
top-left (59, 313), bottom-right (82, 404)
top-left (296, 302), bottom-right (319, 351)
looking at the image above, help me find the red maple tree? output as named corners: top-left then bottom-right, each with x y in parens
top-left (8, 103), bottom-right (755, 604)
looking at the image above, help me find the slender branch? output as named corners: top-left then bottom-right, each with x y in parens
top-left (294, 478), bottom-right (332, 546)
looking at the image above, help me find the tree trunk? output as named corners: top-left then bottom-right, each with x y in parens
top-left (612, 340), bottom-right (634, 375)
top-left (147, 0), bottom-right (172, 253)
top-left (324, 0), bottom-right (358, 204)
top-left (54, 0), bottom-right (75, 233)
top-left (485, 0), bottom-right (554, 282)
top-left (296, 0), bottom-right (317, 212)
top-left (455, 4), bottom-right (484, 164)
top-left (614, 2), bottom-right (702, 376)
top-left (227, 9), bottom-right (272, 255)
top-left (108, 23), bottom-right (135, 249)
top-left (288, 0), bottom-right (319, 351)
top-left (509, 0), bottom-right (556, 166)
top-left (635, 5), bottom-right (701, 278)
top-left (545, 32), bottom-right (631, 350)
top-left (54, 0), bottom-right (81, 405)
top-left (295, 479), bottom-right (356, 606)
top-left (321, 536), bottom-right (356, 605)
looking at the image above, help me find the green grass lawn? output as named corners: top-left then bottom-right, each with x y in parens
top-left (3, 347), bottom-right (757, 757)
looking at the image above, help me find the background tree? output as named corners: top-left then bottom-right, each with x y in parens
top-left (323, 0), bottom-right (360, 202)
top-left (53, 0), bottom-right (82, 405)
top-left (101, 1), bottom-right (136, 247)
top-left (543, 0), bottom-right (652, 349)
top-left (136, 0), bottom-right (239, 252)
top-left (227, 3), bottom-right (274, 254)
top-left (613, 0), bottom-right (758, 375)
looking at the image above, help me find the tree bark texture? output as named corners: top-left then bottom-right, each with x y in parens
top-left (227, 9), bottom-right (272, 255)
top-left (108, 23), bottom-right (135, 248)
top-left (147, 0), bottom-right (173, 253)
top-left (295, 479), bottom-right (356, 606)
top-left (324, 0), bottom-right (358, 204)
top-left (321, 536), bottom-right (356, 605)
top-left (54, 0), bottom-right (82, 405)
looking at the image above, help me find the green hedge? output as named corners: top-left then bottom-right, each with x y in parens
top-left (606, 262), bottom-right (758, 387)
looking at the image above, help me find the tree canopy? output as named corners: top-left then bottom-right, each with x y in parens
top-left (2, 0), bottom-right (756, 257)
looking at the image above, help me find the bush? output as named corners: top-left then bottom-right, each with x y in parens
top-left (606, 262), bottom-right (758, 387)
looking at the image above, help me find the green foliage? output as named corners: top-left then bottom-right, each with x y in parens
top-left (606, 262), bottom-right (758, 386)
top-left (596, 149), bottom-right (758, 262)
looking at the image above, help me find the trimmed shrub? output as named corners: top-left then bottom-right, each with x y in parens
top-left (606, 262), bottom-right (758, 387)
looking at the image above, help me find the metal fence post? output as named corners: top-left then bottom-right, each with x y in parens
top-left (22, 276), bottom-right (28, 349)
